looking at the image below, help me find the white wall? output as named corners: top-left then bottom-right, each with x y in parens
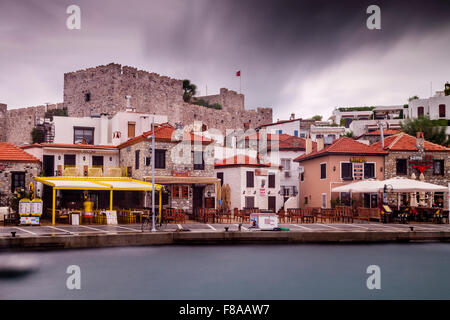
top-left (409, 95), bottom-right (450, 120)
top-left (261, 120), bottom-right (301, 136)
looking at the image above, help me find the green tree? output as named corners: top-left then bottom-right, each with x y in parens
top-left (182, 80), bottom-right (197, 103)
top-left (408, 95), bottom-right (419, 102)
top-left (400, 116), bottom-right (449, 146)
top-left (31, 128), bottom-right (45, 143)
top-left (343, 131), bottom-right (354, 138)
top-left (445, 82), bottom-right (450, 96)
top-left (311, 115), bottom-right (323, 121)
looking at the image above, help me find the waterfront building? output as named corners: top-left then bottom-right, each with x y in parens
top-left (294, 137), bottom-right (387, 208)
top-left (256, 114), bottom-right (301, 136)
top-left (408, 91), bottom-right (450, 120)
top-left (371, 132), bottom-right (450, 208)
top-left (118, 123), bottom-right (219, 213)
top-left (214, 155), bottom-right (283, 211)
top-left (0, 143), bottom-right (41, 206)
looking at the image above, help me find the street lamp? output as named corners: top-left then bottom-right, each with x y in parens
top-left (147, 117), bottom-right (156, 232)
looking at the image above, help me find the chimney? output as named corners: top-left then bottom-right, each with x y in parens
top-left (305, 136), bottom-right (312, 154)
top-left (290, 113), bottom-right (295, 120)
top-left (416, 132), bottom-right (424, 150)
top-left (317, 138), bottom-right (324, 152)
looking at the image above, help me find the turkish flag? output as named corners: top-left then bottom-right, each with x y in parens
top-left (236, 71), bottom-right (241, 77)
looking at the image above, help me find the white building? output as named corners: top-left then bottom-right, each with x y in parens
top-left (214, 155), bottom-right (283, 212)
top-left (408, 92), bottom-right (450, 120)
top-left (309, 125), bottom-right (346, 144)
top-left (256, 114), bottom-right (301, 137)
top-left (51, 111), bottom-right (167, 146)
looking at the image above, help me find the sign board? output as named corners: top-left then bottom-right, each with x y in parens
top-left (250, 213), bottom-right (278, 230)
top-left (350, 157), bottom-right (367, 163)
top-left (260, 188), bottom-right (266, 196)
top-left (172, 170), bottom-right (190, 177)
top-left (105, 210), bottom-right (118, 225)
top-left (20, 216), bottom-right (40, 225)
top-left (255, 168), bottom-right (268, 176)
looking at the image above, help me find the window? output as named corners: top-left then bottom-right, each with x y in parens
top-left (155, 149), bottom-right (166, 169)
top-left (245, 196), bottom-right (255, 208)
top-left (294, 130), bottom-right (298, 137)
top-left (300, 133), bottom-right (306, 138)
top-left (300, 172), bottom-right (304, 181)
top-left (396, 159), bottom-right (407, 175)
top-left (364, 163), bottom-right (375, 179)
top-left (64, 154), bottom-right (76, 166)
top-left (439, 104), bottom-right (446, 118)
top-left (217, 172), bottom-right (224, 186)
top-left (341, 162), bottom-right (353, 180)
top-left (340, 192), bottom-right (351, 206)
top-left (85, 92), bottom-right (91, 102)
top-left (246, 171), bottom-right (254, 188)
top-left (281, 158), bottom-right (291, 171)
top-left (417, 106), bottom-right (424, 117)
top-left (172, 185), bottom-right (180, 198)
top-left (11, 172), bottom-right (25, 192)
top-left (277, 130), bottom-right (283, 134)
top-left (268, 173), bottom-right (275, 188)
top-left (74, 127), bottom-right (94, 144)
top-left (304, 197), bottom-right (308, 205)
top-left (145, 157), bottom-right (151, 166)
top-left (193, 151), bottom-right (204, 170)
top-left (172, 185), bottom-right (189, 198)
top-left (433, 160), bottom-right (444, 176)
top-left (128, 122), bottom-right (136, 138)
top-left (135, 150), bottom-right (140, 170)
top-left (320, 163), bottom-right (326, 179)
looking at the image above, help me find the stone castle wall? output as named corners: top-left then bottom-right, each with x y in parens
top-left (0, 104), bottom-right (7, 142)
top-left (3, 63), bottom-right (272, 146)
top-left (63, 63), bottom-right (272, 131)
top-left (4, 103), bottom-right (64, 146)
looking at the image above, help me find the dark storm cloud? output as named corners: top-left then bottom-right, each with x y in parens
top-left (1, 0), bottom-right (449, 120)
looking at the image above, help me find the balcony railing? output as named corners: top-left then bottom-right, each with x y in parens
top-left (53, 165), bottom-right (130, 177)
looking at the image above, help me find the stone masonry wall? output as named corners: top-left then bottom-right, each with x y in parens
top-left (63, 63), bottom-right (272, 132)
top-left (0, 161), bottom-right (41, 206)
top-left (5, 103), bottom-right (64, 146)
top-left (384, 151), bottom-right (450, 208)
top-left (0, 104), bottom-right (6, 142)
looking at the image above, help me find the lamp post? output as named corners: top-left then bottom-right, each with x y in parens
top-left (151, 117), bottom-right (156, 232)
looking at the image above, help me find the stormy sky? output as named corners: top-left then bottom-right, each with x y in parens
top-left (1, 0), bottom-right (449, 120)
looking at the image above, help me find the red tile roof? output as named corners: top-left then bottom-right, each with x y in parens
top-left (118, 123), bottom-right (214, 148)
top-left (0, 142), bottom-right (40, 163)
top-left (365, 129), bottom-right (400, 136)
top-left (256, 118), bottom-right (302, 129)
top-left (294, 137), bottom-right (387, 162)
top-left (246, 133), bottom-right (317, 151)
top-left (372, 132), bottom-right (450, 152)
top-left (215, 155), bottom-right (277, 168)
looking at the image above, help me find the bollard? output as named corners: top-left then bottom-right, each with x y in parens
top-left (11, 231), bottom-right (16, 237)
top-left (238, 224), bottom-right (242, 232)
top-left (409, 226), bottom-right (414, 231)
top-left (224, 227), bottom-right (229, 232)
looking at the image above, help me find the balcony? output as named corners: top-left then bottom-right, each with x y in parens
top-left (51, 165), bottom-right (130, 177)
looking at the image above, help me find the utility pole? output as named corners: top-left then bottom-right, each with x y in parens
top-left (151, 117), bottom-right (156, 232)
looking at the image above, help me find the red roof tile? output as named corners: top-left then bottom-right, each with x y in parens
top-left (215, 155), bottom-right (276, 168)
top-left (0, 142), bottom-right (40, 163)
top-left (21, 143), bottom-right (118, 150)
top-left (372, 132), bottom-right (450, 152)
top-left (294, 137), bottom-right (387, 162)
top-left (246, 133), bottom-right (317, 151)
top-left (118, 123), bottom-right (214, 148)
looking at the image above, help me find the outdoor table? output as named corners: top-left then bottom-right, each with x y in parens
top-left (130, 210), bottom-right (144, 223)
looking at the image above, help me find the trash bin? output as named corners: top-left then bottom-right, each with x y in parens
top-left (71, 213), bottom-right (80, 225)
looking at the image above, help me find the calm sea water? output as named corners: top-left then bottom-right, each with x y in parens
top-left (1, 243), bottom-right (450, 299)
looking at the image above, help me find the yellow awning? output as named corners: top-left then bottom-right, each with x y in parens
top-left (34, 177), bottom-right (163, 191)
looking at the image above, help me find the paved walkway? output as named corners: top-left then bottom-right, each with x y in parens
top-left (1, 222), bottom-right (450, 237)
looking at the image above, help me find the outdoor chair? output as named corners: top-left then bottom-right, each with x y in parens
top-left (355, 207), bottom-right (371, 223)
top-left (302, 208), bottom-right (316, 223)
top-left (277, 209), bottom-right (286, 223)
top-left (217, 209), bottom-right (232, 223)
top-left (3, 212), bottom-right (19, 226)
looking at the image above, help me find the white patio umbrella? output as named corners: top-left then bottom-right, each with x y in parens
top-left (331, 180), bottom-right (383, 193)
top-left (383, 177), bottom-right (447, 193)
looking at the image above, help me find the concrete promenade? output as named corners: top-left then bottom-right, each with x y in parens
top-left (1, 223), bottom-right (450, 250)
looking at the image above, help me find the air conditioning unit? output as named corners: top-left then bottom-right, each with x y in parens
top-left (284, 171), bottom-right (291, 178)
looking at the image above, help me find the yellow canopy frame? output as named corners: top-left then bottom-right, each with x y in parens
top-left (33, 177), bottom-right (163, 225)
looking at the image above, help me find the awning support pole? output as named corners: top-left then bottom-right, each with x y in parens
top-left (158, 189), bottom-right (162, 223)
top-left (52, 187), bottom-right (56, 225)
top-left (110, 189), bottom-right (113, 211)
